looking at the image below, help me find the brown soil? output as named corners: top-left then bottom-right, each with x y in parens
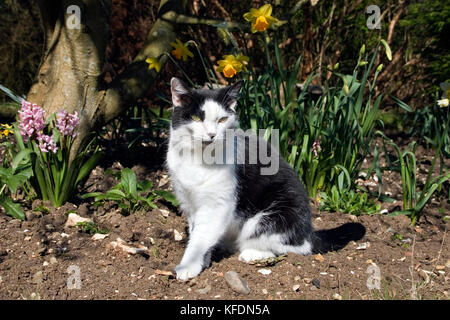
top-left (0, 142), bottom-right (449, 300)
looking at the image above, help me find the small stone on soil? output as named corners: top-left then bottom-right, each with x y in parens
top-left (314, 254), bottom-right (325, 262)
top-left (109, 237), bottom-right (148, 255)
top-left (160, 209), bottom-right (170, 218)
top-left (356, 242), bottom-right (370, 250)
top-left (173, 229), bottom-right (182, 241)
top-left (257, 268), bottom-right (272, 275)
top-left (224, 271), bottom-right (250, 295)
top-left (333, 293), bottom-right (342, 300)
top-left (154, 269), bottom-right (174, 277)
top-left (158, 175), bottom-right (169, 187)
top-left (65, 213), bottom-right (92, 228)
top-left (292, 284), bottom-right (300, 292)
top-left (197, 284), bottom-right (212, 294)
top-left (312, 278), bottom-right (320, 289)
top-left (92, 233), bottom-right (109, 241)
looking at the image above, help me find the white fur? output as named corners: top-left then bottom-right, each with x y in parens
top-left (167, 98), bottom-right (311, 281)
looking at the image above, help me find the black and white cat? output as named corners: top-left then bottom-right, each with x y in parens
top-left (166, 77), bottom-right (361, 281)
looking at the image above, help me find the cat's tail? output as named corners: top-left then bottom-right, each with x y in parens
top-left (310, 223), bottom-right (366, 254)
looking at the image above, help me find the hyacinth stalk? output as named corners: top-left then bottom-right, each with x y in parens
top-left (15, 101), bottom-right (103, 207)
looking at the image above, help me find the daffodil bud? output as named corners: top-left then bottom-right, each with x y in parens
top-left (343, 84), bottom-right (349, 95)
top-left (376, 64), bottom-right (383, 73)
top-left (342, 77), bottom-right (349, 95)
top-left (360, 44), bottom-right (366, 56)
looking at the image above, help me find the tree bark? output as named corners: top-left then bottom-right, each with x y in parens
top-left (27, 0), bottom-right (186, 155)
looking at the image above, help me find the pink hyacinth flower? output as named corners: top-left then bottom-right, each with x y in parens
top-left (37, 134), bottom-right (58, 154)
top-left (56, 110), bottom-right (79, 137)
top-left (18, 100), bottom-right (45, 142)
top-left (312, 138), bottom-right (322, 158)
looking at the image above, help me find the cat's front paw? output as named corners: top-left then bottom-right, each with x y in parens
top-left (238, 249), bottom-right (276, 263)
top-left (175, 263), bottom-right (203, 281)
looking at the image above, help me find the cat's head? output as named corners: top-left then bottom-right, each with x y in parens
top-left (170, 77), bottom-right (243, 144)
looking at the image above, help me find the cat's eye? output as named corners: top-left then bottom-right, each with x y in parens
top-left (218, 117), bottom-right (228, 123)
top-left (191, 115), bottom-right (201, 122)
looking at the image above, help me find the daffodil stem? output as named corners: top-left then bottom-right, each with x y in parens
top-left (164, 53), bottom-right (196, 88)
top-left (188, 41), bottom-right (216, 87)
top-left (421, 114), bottom-right (449, 204)
top-left (263, 32), bottom-right (273, 69)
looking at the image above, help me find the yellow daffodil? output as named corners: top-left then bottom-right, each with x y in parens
top-left (438, 98), bottom-right (449, 108)
top-left (170, 39), bottom-right (194, 61)
top-left (0, 124), bottom-right (12, 138)
top-left (243, 4), bottom-right (279, 33)
top-left (145, 57), bottom-right (161, 72)
top-left (216, 54), bottom-right (249, 78)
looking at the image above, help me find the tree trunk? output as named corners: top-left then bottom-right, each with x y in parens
top-left (27, 0), bottom-right (185, 155)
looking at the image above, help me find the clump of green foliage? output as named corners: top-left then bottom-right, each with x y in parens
top-left (379, 137), bottom-right (450, 225)
top-left (82, 168), bottom-right (178, 214)
top-left (76, 221), bottom-right (108, 235)
top-left (237, 40), bottom-right (387, 199)
top-left (319, 185), bottom-right (381, 216)
top-left (0, 133), bottom-right (34, 220)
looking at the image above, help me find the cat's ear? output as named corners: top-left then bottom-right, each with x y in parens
top-left (171, 77), bottom-right (190, 107)
top-left (224, 80), bottom-right (243, 111)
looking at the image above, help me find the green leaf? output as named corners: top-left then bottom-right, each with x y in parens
top-left (154, 190), bottom-right (179, 206)
top-left (6, 174), bottom-right (28, 193)
top-left (138, 180), bottom-right (153, 191)
top-left (390, 95), bottom-right (412, 112)
top-left (145, 198), bottom-right (158, 209)
top-left (81, 192), bottom-right (103, 199)
top-left (0, 84), bottom-right (24, 104)
top-left (75, 151), bottom-right (104, 186)
top-left (11, 149), bottom-right (33, 172)
top-left (0, 195), bottom-right (25, 220)
top-left (121, 168), bottom-right (137, 199)
top-left (389, 210), bottom-right (412, 217)
top-left (105, 189), bottom-right (127, 200)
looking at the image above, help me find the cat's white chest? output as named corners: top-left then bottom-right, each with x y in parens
top-left (167, 144), bottom-right (237, 215)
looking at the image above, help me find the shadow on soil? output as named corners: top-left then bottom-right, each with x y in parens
top-left (313, 222), bottom-right (366, 254)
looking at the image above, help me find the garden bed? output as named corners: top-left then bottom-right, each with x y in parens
top-left (0, 144), bottom-right (448, 300)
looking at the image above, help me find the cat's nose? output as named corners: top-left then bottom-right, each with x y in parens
top-left (207, 132), bottom-right (216, 140)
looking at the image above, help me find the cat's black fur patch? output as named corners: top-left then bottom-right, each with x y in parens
top-left (235, 137), bottom-right (313, 246)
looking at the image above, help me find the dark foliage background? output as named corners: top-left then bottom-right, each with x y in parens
top-left (1, 0), bottom-right (449, 110)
